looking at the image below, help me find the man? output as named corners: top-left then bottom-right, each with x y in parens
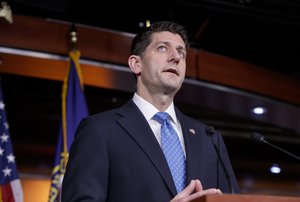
top-left (62, 21), bottom-right (239, 202)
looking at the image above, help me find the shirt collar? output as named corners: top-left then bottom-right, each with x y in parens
top-left (132, 93), bottom-right (178, 125)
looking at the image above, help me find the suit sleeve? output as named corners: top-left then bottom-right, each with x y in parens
top-left (62, 117), bottom-right (109, 202)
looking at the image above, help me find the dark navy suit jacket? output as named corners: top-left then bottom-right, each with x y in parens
top-left (62, 100), bottom-right (239, 202)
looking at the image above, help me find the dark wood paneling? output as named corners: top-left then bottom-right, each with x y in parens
top-left (0, 53), bottom-right (135, 92)
top-left (1, 14), bottom-right (300, 106)
top-left (198, 50), bottom-right (300, 105)
top-left (186, 48), bottom-right (198, 78)
top-left (0, 15), bottom-right (69, 54)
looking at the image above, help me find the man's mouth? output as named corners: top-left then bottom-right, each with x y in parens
top-left (164, 68), bottom-right (178, 76)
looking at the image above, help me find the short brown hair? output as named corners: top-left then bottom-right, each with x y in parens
top-left (130, 21), bottom-right (190, 57)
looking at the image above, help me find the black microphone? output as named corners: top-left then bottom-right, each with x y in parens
top-left (205, 126), bottom-right (235, 194)
top-left (251, 132), bottom-right (300, 160)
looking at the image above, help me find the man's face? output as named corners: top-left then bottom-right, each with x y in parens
top-left (138, 31), bottom-right (187, 95)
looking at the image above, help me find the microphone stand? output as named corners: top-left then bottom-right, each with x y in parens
top-left (251, 132), bottom-right (300, 160)
top-left (206, 126), bottom-right (235, 194)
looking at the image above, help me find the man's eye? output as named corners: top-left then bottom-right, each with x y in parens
top-left (179, 52), bottom-right (186, 58)
top-left (158, 46), bottom-right (167, 51)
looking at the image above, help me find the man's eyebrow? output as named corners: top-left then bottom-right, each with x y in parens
top-left (177, 46), bottom-right (186, 53)
top-left (158, 41), bottom-right (186, 49)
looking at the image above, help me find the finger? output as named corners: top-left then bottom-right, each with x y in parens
top-left (194, 179), bottom-right (203, 192)
top-left (216, 189), bottom-right (222, 195)
top-left (205, 188), bottom-right (222, 195)
top-left (171, 180), bottom-right (196, 200)
top-left (189, 188), bottom-right (223, 200)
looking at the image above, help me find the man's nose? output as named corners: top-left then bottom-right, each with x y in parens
top-left (169, 49), bottom-right (181, 63)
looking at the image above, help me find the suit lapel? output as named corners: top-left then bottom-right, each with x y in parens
top-left (176, 109), bottom-right (201, 184)
top-left (116, 100), bottom-right (178, 195)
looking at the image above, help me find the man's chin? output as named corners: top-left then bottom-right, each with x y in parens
top-left (162, 84), bottom-right (182, 95)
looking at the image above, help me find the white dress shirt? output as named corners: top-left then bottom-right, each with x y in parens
top-left (132, 93), bottom-right (186, 156)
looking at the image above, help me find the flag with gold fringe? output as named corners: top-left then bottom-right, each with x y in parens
top-left (48, 50), bottom-right (89, 202)
top-left (0, 80), bottom-right (23, 202)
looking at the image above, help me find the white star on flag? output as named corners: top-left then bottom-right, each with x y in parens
top-left (7, 153), bottom-right (16, 163)
top-left (0, 146), bottom-right (4, 155)
top-left (4, 122), bottom-right (9, 129)
top-left (0, 101), bottom-right (5, 110)
top-left (3, 166), bottom-right (12, 177)
top-left (0, 132), bottom-right (9, 142)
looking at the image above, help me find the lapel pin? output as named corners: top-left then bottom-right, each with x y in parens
top-left (189, 128), bottom-right (195, 134)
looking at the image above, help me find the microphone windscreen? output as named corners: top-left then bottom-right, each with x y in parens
top-left (205, 126), bottom-right (215, 136)
top-left (250, 132), bottom-right (265, 143)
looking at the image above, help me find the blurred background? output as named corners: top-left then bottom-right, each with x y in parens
top-left (0, 0), bottom-right (300, 201)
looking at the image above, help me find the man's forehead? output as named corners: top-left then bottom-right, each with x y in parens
top-left (151, 32), bottom-right (185, 47)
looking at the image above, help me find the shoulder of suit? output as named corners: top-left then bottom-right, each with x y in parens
top-left (176, 110), bottom-right (206, 126)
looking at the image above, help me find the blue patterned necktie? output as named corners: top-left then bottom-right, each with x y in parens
top-left (153, 112), bottom-right (186, 193)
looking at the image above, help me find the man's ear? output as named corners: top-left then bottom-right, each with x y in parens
top-left (128, 55), bottom-right (141, 75)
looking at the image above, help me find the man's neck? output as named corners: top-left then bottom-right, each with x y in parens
top-left (135, 91), bottom-right (174, 112)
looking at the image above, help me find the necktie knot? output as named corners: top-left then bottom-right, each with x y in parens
top-left (153, 112), bottom-right (170, 124)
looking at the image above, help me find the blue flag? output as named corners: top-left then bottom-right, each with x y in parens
top-left (48, 51), bottom-right (89, 202)
top-left (0, 81), bottom-right (23, 202)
